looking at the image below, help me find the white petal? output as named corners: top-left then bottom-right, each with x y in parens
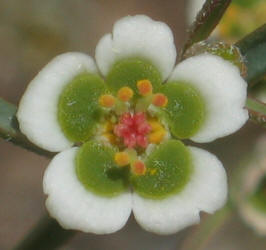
top-left (95, 15), bottom-right (176, 81)
top-left (17, 52), bottom-right (98, 152)
top-left (43, 147), bottom-right (132, 234)
top-left (133, 146), bottom-right (227, 234)
top-left (169, 53), bottom-right (248, 143)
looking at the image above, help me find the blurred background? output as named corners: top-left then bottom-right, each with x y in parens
top-left (0, 0), bottom-right (266, 249)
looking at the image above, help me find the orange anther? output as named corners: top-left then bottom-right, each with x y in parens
top-left (149, 130), bottom-right (166, 144)
top-left (132, 160), bottom-right (146, 175)
top-left (99, 94), bottom-right (115, 108)
top-left (115, 152), bottom-right (130, 167)
top-left (117, 87), bottom-right (134, 102)
top-left (152, 93), bottom-right (168, 107)
top-left (137, 79), bottom-right (153, 96)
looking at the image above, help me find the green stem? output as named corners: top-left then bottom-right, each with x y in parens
top-left (13, 213), bottom-right (76, 250)
top-left (236, 24), bottom-right (266, 86)
top-left (0, 98), bottom-right (54, 158)
top-left (246, 97), bottom-right (266, 128)
top-left (182, 0), bottom-right (232, 56)
top-left (180, 203), bottom-right (233, 250)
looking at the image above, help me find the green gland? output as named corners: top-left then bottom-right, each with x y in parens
top-left (106, 58), bottom-right (162, 99)
top-left (76, 141), bottom-right (129, 197)
top-left (58, 73), bottom-right (106, 142)
top-left (160, 82), bottom-right (205, 139)
top-left (131, 140), bottom-right (193, 199)
top-left (249, 175), bottom-right (266, 213)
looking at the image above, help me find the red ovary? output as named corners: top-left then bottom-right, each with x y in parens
top-left (114, 112), bottom-right (151, 148)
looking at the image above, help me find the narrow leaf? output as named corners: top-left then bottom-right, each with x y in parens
top-left (236, 24), bottom-right (266, 85)
top-left (180, 204), bottom-right (233, 250)
top-left (13, 213), bottom-right (75, 250)
top-left (246, 97), bottom-right (266, 128)
top-left (182, 0), bottom-right (232, 56)
top-left (0, 98), bottom-right (54, 158)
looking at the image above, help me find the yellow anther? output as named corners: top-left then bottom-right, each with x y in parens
top-left (137, 79), bottom-right (153, 96)
top-left (147, 118), bottom-right (166, 144)
top-left (132, 160), bottom-right (146, 176)
top-left (115, 152), bottom-right (130, 167)
top-left (152, 93), bottom-right (168, 107)
top-left (117, 87), bottom-right (134, 102)
top-left (149, 130), bottom-right (166, 144)
top-left (99, 94), bottom-right (115, 108)
top-left (148, 120), bottom-right (164, 131)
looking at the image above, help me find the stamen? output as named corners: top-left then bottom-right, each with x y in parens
top-left (149, 130), bottom-right (166, 144)
top-left (152, 93), bottom-right (168, 107)
top-left (148, 119), bottom-right (166, 144)
top-left (132, 160), bottom-right (146, 175)
top-left (117, 87), bottom-right (134, 102)
top-left (99, 94), bottom-right (116, 108)
top-left (103, 121), bottom-right (116, 144)
top-left (137, 79), bottom-right (153, 96)
top-left (114, 152), bottom-right (130, 167)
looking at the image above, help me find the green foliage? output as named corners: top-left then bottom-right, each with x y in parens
top-left (249, 175), bottom-right (266, 212)
top-left (0, 98), bottom-right (53, 158)
top-left (236, 24), bottom-right (266, 85)
top-left (233, 0), bottom-right (263, 8)
top-left (13, 214), bottom-right (75, 250)
top-left (246, 97), bottom-right (266, 128)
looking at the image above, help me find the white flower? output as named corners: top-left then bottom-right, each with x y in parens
top-left (17, 15), bottom-right (248, 234)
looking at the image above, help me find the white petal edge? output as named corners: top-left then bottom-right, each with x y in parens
top-left (43, 147), bottom-right (132, 234)
top-left (169, 53), bottom-right (249, 143)
top-left (133, 146), bottom-right (227, 235)
top-left (17, 52), bottom-right (98, 152)
top-left (95, 15), bottom-right (177, 81)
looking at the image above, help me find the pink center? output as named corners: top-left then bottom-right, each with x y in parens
top-left (114, 112), bottom-right (151, 148)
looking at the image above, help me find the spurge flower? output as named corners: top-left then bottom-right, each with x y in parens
top-left (17, 15), bottom-right (248, 234)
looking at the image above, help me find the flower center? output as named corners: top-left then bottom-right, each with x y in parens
top-left (114, 112), bottom-right (151, 148)
top-left (98, 79), bottom-right (168, 175)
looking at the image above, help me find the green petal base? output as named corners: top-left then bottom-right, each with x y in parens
top-left (131, 140), bottom-right (193, 199)
top-left (160, 82), bottom-right (205, 139)
top-left (76, 141), bottom-right (129, 197)
top-left (106, 58), bottom-right (162, 99)
top-left (58, 73), bottom-right (106, 142)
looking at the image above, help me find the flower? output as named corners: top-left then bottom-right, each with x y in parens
top-left (17, 15), bottom-right (248, 235)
